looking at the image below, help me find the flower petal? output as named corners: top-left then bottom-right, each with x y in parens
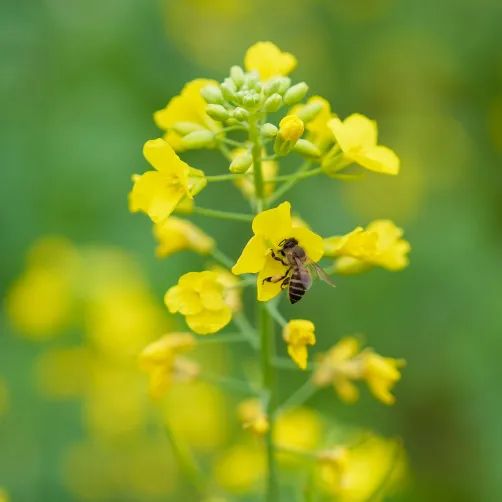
top-left (257, 254), bottom-right (287, 302)
top-left (244, 41), bottom-right (297, 80)
top-left (186, 307), bottom-right (232, 335)
top-left (287, 344), bottom-right (308, 370)
top-left (143, 138), bottom-right (190, 179)
top-left (290, 226), bottom-right (324, 262)
top-left (164, 285), bottom-right (203, 316)
top-left (353, 145), bottom-right (400, 175)
top-left (252, 201), bottom-right (292, 244)
top-left (232, 236), bottom-right (268, 275)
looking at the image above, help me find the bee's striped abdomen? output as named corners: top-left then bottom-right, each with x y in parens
top-left (288, 269), bottom-right (307, 304)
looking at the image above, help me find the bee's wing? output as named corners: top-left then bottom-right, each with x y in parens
top-left (309, 261), bottom-right (336, 287)
top-left (294, 256), bottom-right (313, 290)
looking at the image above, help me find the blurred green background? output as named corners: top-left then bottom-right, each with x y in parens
top-left (1, 0), bottom-right (502, 501)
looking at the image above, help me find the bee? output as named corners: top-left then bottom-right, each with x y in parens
top-left (262, 237), bottom-right (335, 304)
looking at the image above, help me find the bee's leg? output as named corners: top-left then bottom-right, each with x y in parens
top-left (280, 276), bottom-right (290, 290)
top-left (262, 268), bottom-right (291, 285)
top-left (271, 249), bottom-right (288, 266)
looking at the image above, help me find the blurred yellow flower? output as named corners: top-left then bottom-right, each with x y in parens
top-left (129, 138), bottom-right (207, 224)
top-left (154, 79), bottom-right (221, 151)
top-left (282, 319), bottom-right (316, 370)
top-left (274, 407), bottom-right (323, 453)
top-left (313, 336), bottom-right (405, 405)
top-left (327, 113), bottom-right (400, 175)
top-left (244, 41), bottom-right (297, 80)
top-left (232, 201), bottom-right (324, 301)
top-left (153, 216), bottom-right (215, 258)
top-left (324, 219), bottom-right (410, 274)
top-left (319, 435), bottom-right (406, 501)
top-left (164, 271), bottom-right (233, 334)
top-left (214, 441), bottom-right (265, 493)
top-left (140, 333), bottom-right (198, 398)
top-left (238, 398), bottom-right (269, 435)
top-left (210, 265), bottom-right (242, 313)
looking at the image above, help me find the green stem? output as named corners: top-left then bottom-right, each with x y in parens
top-left (268, 161), bottom-right (314, 204)
top-left (202, 372), bottom-right (257, 395)
top-left (192, 206), bottom-right (253, 222)
top-left (274, 379), bottom-right (318, 417)
top-left (210, 248), bottom-right (235, 268)
top-left (206, 173), bottom-right (248, 182)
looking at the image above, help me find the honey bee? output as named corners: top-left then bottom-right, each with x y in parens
top-left (262, 237), bottom-right (335, 304)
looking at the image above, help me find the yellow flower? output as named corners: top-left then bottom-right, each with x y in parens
top-left (238, 398), bottom-right (269, 435)
top-left (210, 265), bottom-right (242, 313)
top-left (232, 201), bottom-right (324, 302)
top-left (153, 217), bottom-right (214, 258)
top-left (154, 79), bottom-right (221, 151)
top-left (278, 115), bottom-right (304, 142)
top-left (129, 138), bottom-right (206, 224)
top-left (244, 41), bottom-right (297, 80)
top-left (140, 333), bottom-right (198, 398)
top-left (324, 220), bottom-right (410, 274)
top-left (327, 113), bottom-right (400, 175)
top-left (283, 319), bottom-right (316, 370)
top-left (164, 271), bottom-right (233, 334)
top-left (292, 96), bottom-right (334, 151)
top-left (313, 336), bottom-right (405, 405)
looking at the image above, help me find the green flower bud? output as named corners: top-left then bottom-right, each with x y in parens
top-left (201, 85), bottom-right (223, 104)
top-left (233, 107), bottom-right (249, 121)
top-left (264, 93), bottom-right (282, 112)
top-left (242, 95), bottom-right (255, 108)
top-left (206, 104), bottom-right (230, 122)
top-left (293, 139), bottom-right (321, 158)
top-left (263, 78), bottom-right (281, 96)
top-left (180, 130), bottom-right (215, 150)
top-left (261, 123), bottom-right (278, 138)
top-left (229, 151), bottom-right (253, 173)
top-left (245, 71), bottom-right (259, 89)
top-left (276, 77), bottom-right (291, 95)
top-left (230, 65), bottom-right (245, 88)
top-left (172, 122), bottom-right (204, 135)
top-left (188, 167), bottom-right (207, 196)
top-left (295, 101), bottom-right (323, 123)
top-left (283, 82), bottom-right (309, 105)
top-left (221, 79), bottom-right (237, 101)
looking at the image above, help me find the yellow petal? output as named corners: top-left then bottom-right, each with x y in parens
top-left (333, 377), bottom-right (360, 403)
top-left (232, 236), bottom-right (268, 275)
top-left (244, 41), bottom-right (297, 80)
top-left (287, 344), bottom-right (308, 370)
top-left (199, 282), bottom-right (226, 311)
top-left (186, 307), bottom-right (232, 335)
top-left (129, 171), bottom-right (185, 223)
top-left (353, 145), bottom-right (400, 175)
top-left (256, 254), bottom-right (288, 302)
top-left (328, 114), bottom-right (377, 153)
top-left (143, 138), bottom-right (190, 179)
top-left (252, 201), bottom-right (292, 245)
top-left (164, 285), bottom-right (202, 316)
top-left (290, 226), bottom-right (324, 262)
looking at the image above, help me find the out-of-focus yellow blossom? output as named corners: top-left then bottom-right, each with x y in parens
top-left (313, 336), bottom-right (405, 405)
top-left (282, 319), bottom-right (316, 370)
top-left (140, 333), bottom-right (198, 399)
top-left (327, 113), bottom-right (400, 175)
top-left (214, 441), bottom-right (265, 493)
top-left (319, 435), bottom-right (406, 501)
top-left (153, 217), bottom-right (215, 258)
top-left (232, 201), bottom-right (324, 301)
top-left (6, 237), bottom-right (79, 339)
top-left (238, 398), bottom-right (269, 435)
top-left (164, 381), bottom-right (228, 452)
top-left (274, 407), bottom-right (324, 453)
top-left (244, 41), bottom-right (297, 80)
top-left (324, 219), bottom-right (410, 274)
top-left (0, 379), bottom-right (9, 417)
top-left (0, 488), bottom-right (8, 502)
top-left (291, 96), bottom-right (334, 152)
top-left (165, 271), bottom-right (233, 334)
top-left (154, 79), bottom-right (221, 151)
top-left (317, 446), bottom-right (350, 490)
top-left (129, 138), bottom-right (207, 224)
top-left (233, 149), bottom-right (278, 199)
top-left (210, 265), bottom-right (242, 313)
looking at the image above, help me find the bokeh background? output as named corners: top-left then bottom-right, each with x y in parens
top-left (1, 0), bottom-right (502, 501)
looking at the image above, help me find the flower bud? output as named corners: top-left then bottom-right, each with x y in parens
top-left (261, 123), bottom-right (278, 138)
top-left (295, 101), bottom-right (323, 123)
top-left (200, 85), bottom-right (223, 104)
top-left (264, 93), bottom-right (282, 112)
top-left (245, 71), bottom-right (259, 89)
top-left (283, 82), bottom-right (309, 105)
top-left (172, 122), bottom-right (204, 135)
top-left (293, 139), bottom-right (321, 158)
top-left (206, 104), bottom-right (230, 122)
top-left (276, 77), bottom-right (291, 94)
top-left (229, 151), bottom-right (253, 173)
top-left (221, 79), bottom-right (237, 101)
top-left (233, 107), bottom-right (249, 121)
top-left (274, 115), bottom-right (304, 156)
top-left (230, 65), bottom-right (245, 88)
top-left (263, 78), bottom-right (281, 96)
top-left (180, 130), bottom-right (215, 150)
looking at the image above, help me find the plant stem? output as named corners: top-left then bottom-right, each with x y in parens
top-left (192, 206), bottom-right (253, 222)
top-left (206, 173), bottom-right (248, 182)
top-left (274, 379), bottom-right (318, 417)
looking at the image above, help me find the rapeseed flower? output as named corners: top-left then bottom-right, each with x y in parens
top-left (232, 201), bottom-right (324, 301)
top-left (244, 41), bottom-right (297, 80)
top-left (282, 319), bottom-right (316, 370)
top-left (238, 398), bottom-right (269, 435)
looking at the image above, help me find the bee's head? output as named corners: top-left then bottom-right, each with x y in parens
top-left (279, 237), bottom-right (299, 250)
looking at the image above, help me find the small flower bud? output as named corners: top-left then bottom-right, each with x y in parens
top-left (295, 101), bottom-right (323, 123)
top-left (229, 151), bottom-right (253, 173)
top-left (230, 65), bottom-right (245, 88)
top-left (221, 79), bottom-right (237, 101)
top-left (274, 115), bottom-right (304, 156)
top-left (283, 82), bottom-right (309, 105)
top-left (206, 104), bottom-right (230, 122)
top-left (293, 139), bottom-right (321, 158)
top-left (180, 130), bottom-right (215, 149)
top-left (200, 85), bottom-right (223, 104)
top-left (264, 93), bottom-right (283, 112)
top-left (172, 122), bottom-right (204, 135)
top-left (261, 123), bottom-right (278, 138)
top-left (242, 95), bottom-right (256, 108)
top-left (263, 78), bottom-right (281, 96)
top-left (276, 77), bottom-right (291, 94)
top-left (245, 71), bottom-right (259, 89)
top-left (233, 107), bottom-right (249, 121)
